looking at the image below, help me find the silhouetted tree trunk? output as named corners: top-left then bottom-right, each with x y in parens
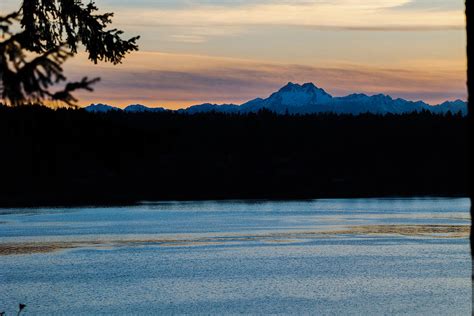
top-left (467, 0), bottom-right (473, 313)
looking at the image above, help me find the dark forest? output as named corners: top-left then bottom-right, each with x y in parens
top-left (0, 106), bottom-right (468, 206)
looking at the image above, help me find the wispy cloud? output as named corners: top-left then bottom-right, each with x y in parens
top-left (165, 26), bottom-right (245, 43)
top-left (387, 0), bottom-right (464, 12)
top-left (169, 35), bottom-right (207, 43)
top-left (112, 0), bottom-right (463, 31)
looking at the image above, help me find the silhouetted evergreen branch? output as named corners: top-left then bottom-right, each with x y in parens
top-left (0, 0), bottom-right (139, 106)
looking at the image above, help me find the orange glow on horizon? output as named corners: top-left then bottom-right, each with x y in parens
top-left (65, 51), bottom-right (466, 109)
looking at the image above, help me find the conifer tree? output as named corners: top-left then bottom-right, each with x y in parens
top-left (0, 0), bottom-right (139, 106)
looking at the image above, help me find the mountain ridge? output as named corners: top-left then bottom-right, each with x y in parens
top-left (84, 82), bottom-right (467, 115)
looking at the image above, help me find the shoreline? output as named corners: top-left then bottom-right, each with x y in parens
top-left (0, 194), bottom-right (469, 209)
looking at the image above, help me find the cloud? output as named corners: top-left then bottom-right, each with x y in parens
top-left (388, 0), bottom-right (463, 12)
top-left (64, 52), bottom-right (466, 108)
top-left (110, 0), bottom-right (463, 32)
top-left (97, 0), bottom-right (338, 10)
top-left (93, 0), bottom-right (464, 52)
top-left (2, 0), bottom-right (464, 47)
top-left (164, 26), bottom-right (244, 43)
top-left (2, 0), bottom-right (464, 34)
top-left (169, 35), bottom-right (208, 43)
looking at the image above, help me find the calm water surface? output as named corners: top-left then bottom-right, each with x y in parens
top-left (0, 198), bottom-right (471, 315)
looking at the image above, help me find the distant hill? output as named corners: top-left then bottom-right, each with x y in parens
top-left (84, 103), bottom-right (122, 113)
top-left (84, 82), bottom-right (467, 116)
top-left (124, 104), bottom-right (166, 113)
top-left (180, 103), bottom-right (240, 114)
top-left (85, 103), bottom-right (166, 113)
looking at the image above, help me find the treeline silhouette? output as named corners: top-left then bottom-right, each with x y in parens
top-left (0, 105), bottom-right (468, 206)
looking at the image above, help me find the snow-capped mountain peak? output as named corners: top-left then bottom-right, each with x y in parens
top-left (240, 82), bottom-right (333, 113)
top-left (273, 82), bottom-right (332, 105)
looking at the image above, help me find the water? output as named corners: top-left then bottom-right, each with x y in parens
top-left (0, 198), bottom-right (471, 315)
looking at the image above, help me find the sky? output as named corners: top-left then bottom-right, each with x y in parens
top-left (1, 0), bottom-right (467, 108)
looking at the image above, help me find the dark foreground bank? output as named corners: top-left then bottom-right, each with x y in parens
top-left (0, 106), bottom-right (468, 206)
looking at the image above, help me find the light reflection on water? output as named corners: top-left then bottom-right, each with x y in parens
top-left (0, 198), bottom-right (471, 315)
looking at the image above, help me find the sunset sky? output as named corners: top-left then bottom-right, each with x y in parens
top-left (2, 0), bottom-right (467, 108)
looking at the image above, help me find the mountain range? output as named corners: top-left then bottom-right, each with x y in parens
top-left (85, 82), bottom-right (467, 115)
